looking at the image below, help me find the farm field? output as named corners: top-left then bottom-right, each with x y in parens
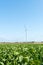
top-left (0, 43), bottom-right (43, 65)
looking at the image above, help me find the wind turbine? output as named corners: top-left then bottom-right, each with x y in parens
top-left (24, 25), bottom-right (27, 42)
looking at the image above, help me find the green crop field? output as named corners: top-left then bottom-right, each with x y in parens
top-left (0, 43), bottom-right (43, 65)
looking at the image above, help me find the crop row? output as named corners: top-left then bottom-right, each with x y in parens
top-left (0, 43), bottom-right (43, 65)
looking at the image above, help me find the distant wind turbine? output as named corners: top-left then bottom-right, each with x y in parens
top-left (24, 25), bottom-right (27, 42)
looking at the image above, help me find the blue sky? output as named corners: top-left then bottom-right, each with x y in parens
top-left (0, 0), bottom-right (43, 42)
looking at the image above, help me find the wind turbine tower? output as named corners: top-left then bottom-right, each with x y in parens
top-left (24, 25), bottom-right (27, 42)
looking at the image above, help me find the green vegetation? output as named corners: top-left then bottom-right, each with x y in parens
top-left (0, 43), bottom-right (43, 65)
